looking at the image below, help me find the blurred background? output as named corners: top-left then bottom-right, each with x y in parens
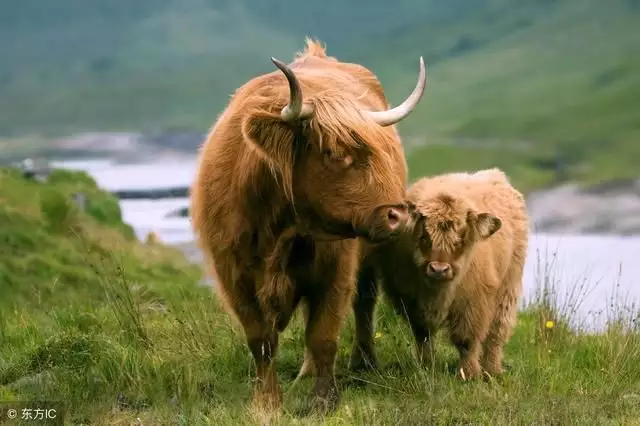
top-left (1, 0), bottom-right (639, 327)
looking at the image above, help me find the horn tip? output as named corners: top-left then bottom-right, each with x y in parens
top-left (271, 57), bottom-right (284, 68)
top-left (418, 57), bottom-right (427, 85)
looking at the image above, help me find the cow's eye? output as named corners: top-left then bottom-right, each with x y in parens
top-left (323, 150), bottom-right (353, 169)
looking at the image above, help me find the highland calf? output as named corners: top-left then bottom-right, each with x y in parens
top-left (353, 168), bottom-right (529, 379)
top-left (190, 39), bottom-right (427, 412)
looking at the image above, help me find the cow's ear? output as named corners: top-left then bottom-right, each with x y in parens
top-left (474, 212), bottom-right (501, 240)
top-left (241, 113), bottom-right (295, 168)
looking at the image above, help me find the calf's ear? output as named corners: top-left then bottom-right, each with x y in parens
top-left (241, 112), bottom-right (295, 170)
top-left (411, 212), bottom-right (429, 241)
top-left (475, 212), bottom-right (501, 240)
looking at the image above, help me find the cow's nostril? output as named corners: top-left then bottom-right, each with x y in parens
top-left (387, 207), bottom-right (408, 231)
top-left (387, 209), bottom-right (400, 227)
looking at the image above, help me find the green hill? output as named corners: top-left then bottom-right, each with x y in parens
top-left (0, 167), bottom-right (203, 311)
top-left (1, 0), bottom-right (639, 190)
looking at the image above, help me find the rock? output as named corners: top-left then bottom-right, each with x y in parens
top-left (145, 231), bottom-right (161, 244)
top-left (527, 179), bottom-right (640, 235)
top-left (166, 207), bottom-right (189, 218)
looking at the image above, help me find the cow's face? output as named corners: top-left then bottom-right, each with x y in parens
top-left (292, 124), bottom-right (410, 242)
top-left (409, 195), bottom-right (502, 282)
top-left (240, 56), bottom-right (427, 243)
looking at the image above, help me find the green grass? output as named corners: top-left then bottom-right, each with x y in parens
top-left (1, 166), bottom-right (640, 424)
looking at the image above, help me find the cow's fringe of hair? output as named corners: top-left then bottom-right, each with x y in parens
top-left (241, 85), bottom-right (401, 207)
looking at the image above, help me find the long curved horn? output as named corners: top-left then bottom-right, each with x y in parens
top-left (365, 57), bottom-right (427, 127)
top-left (271, 57), bottom-right (315, 122)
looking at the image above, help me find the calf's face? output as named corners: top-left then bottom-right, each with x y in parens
top-left (409, 196), bottom-right (502, 282)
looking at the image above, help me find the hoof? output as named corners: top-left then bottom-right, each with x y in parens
top-left (348, 353), bottom-right (379, 373)
top-left (455, 364), bottom-right (482, 381)
top-left (251, 390), bottom-right (283, 413)
top-left (310, 377), bottom-right (340, 415)
top-left (310, 394), bottom-right (339, 416)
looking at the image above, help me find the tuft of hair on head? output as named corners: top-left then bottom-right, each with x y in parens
top-left (296, 37), bottom-right (327, 59)
top-left (436, 193), bottom-right (456, 207)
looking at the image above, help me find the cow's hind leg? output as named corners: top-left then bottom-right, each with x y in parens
top-left (349, 262), bottom-right (380, 372)
top-left (481, 268), bottom-right (523, 376)
top-left (304, 265), bottom-right (357, 413)
top-left (297, 266), bottom-right (375, 381)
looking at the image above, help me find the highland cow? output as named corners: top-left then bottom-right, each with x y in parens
top-left (190, 38), bottom-right (427, 412)
top-left (352, 168), bottom-right (529, 379)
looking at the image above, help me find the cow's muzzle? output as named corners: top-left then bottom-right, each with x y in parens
top-left (355, 204), bottom-right (411, 243)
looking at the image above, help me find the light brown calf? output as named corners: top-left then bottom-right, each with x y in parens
top-left (353, 168), bottom-right (529, 379)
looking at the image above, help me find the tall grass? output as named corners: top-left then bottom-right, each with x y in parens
top-left (2, 242), bottom-right (639, 425)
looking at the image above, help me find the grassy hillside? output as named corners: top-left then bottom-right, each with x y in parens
top-left (0, 167), bottom-right (203, 310)
top-left (1, 0), bottom-right (639, 190)
top-left (1, 167), bottom-right (639, 423)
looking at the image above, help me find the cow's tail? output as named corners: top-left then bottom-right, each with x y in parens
top-left (257, 228), bottom-right (298, 329)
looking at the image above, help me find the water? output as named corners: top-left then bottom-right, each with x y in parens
top-left (57, 158), bottom-right (640, 332)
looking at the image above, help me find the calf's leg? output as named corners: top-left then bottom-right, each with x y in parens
top-left (406, 307), bottom-right (435, 368)
top-left (448, 296), bottom-right (494, 380)
top-left (388, 293), bottom-right (435, 367)
top-left (481, 268), bottom-right (523, 376)
top-left (349, 263), bottom-right (380, 372)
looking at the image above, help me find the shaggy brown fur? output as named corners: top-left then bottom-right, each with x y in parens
top-left (190, 38), bottom-right (426, 412)
top-left (352, 168), bottom-right (529, 379)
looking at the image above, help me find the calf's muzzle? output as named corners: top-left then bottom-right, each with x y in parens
top-left (426, 261), bottom-right (453, 281)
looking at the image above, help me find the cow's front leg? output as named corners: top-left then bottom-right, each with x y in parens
top-left (220, 270), bottom-right (283, 411)
top-left (247, 327), bottom-right (281, 410)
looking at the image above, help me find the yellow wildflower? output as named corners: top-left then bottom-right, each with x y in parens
top-left (375, 331), bottom-right (383, 339)
top-left (545, 320), bottom-right (555, 329)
